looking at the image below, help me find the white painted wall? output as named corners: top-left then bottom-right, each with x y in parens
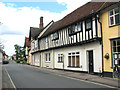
top-left (41, 50), bottom-right (54, 69)
top-left (54, 41), bottom-right (102, 73)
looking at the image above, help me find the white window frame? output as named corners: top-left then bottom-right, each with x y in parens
top-left (45, 53), bottom-right (50, 62)
top-left (68, 52), bottom-right (80, 67)
top-left (35, 40), bottom-right (38, 48)
top-left (109, 8), bottom-right (119, 26)
top-left (58, 54), bottom-right (63, 63)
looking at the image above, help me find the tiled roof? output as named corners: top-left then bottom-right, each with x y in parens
top-left (25, 37), bottom-right (31, 47)
top-left (40, 20), bottom-right (60, 38)
top-left (41, 2), bottom-right (116, 37)
top-left (29, 27), bottom-right (43, 40)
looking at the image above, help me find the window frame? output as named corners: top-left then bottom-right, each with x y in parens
top-left (68, 52), bottom-right (80, 68)
top-left (45, 53), bottom-right (50, 62)
top-left (109, 8), bottom-right (120, 26)
top-left (85, 18), bottom-right (92, 31)
top-left (68, 22), bottom-right (82, 36)
top-left (51, 32), bottom-right (59, 41)
top-left (111, 39), bottom-right (120, 67)
top-left (58, 54), bottom-right (63, 63)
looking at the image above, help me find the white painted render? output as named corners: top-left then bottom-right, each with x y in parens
top-left (54, 41), bottom-right (102, 73)
top-left (41, 50), bottom-right (54, 69)
top-left (32, 52), bottom-right (40, 66)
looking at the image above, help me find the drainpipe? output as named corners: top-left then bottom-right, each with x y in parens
top-left (98, 14), bottom-right (104, 77)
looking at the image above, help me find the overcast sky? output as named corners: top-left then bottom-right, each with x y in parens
top-left (0, 0), bottom-right (92, 56)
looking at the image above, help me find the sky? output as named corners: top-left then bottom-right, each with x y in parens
top-left (0, 0), bottom-right (91, 56)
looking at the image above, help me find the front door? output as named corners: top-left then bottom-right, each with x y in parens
top-left (88, 50), bottom-right (94, 74)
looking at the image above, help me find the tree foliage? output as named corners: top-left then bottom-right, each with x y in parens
top-left (14, 44), bottom-right (26, 61)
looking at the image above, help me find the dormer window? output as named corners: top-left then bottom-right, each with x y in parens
top-left (85, 19), bottom-right (92, 30)
top-left (109, 8), bottom-right (119, 26)
top-left (51, 32), bottom-right (59, 40)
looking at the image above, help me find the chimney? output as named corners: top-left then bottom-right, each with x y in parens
top-left (39, 16), bottom-right (44, 29)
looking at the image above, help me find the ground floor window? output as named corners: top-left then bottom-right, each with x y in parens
top-left (111, 39), bottom-right (120, 66)
top-left (68, 52), bottom-right (80, 67)
top-left (58, 54), bottom-right (63, 63)
top-left (45, 53), bottom-right (50, 62)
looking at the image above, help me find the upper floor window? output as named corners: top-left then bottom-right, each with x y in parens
top-left (35, 40), bottom-right (38, 48)
top-left (51, 32), bottom-right (59, 40)
top-left (85, 19), bottom-right (92, 30)
top-left (45, 37), bottom-right (48, 43)
top-left (109, 8), bottom-right (120, 26)
top-left (69, 23), bottom-right (82, 35)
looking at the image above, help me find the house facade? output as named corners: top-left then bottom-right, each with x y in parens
top-left (100, 2), bottom-right (120, 77)
top-left (24, 37), bottom-right (31, 64)
top-left (29, 2), bottom-right (119, 77)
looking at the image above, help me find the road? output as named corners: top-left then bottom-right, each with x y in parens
top-left (3, 61), bottom-right (116, 88)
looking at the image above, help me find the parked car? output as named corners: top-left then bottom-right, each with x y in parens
top-left (3, 60), bottom-right (9, 64)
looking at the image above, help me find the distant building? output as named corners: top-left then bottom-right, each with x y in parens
top-left (24, 37), bottom-right (31, 64)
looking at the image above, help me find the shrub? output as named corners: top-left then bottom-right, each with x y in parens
top-left (16, 60), bottom-right (20, 63)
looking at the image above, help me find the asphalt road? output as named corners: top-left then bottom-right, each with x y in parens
top-left (3, 61), bottom-right (115, 88)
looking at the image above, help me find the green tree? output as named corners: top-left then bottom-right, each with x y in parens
top-left (14, 44), bottom-right (21, 60)
top-left (14, 44), bottom-right (26, 61)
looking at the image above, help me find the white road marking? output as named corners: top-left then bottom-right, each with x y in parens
top-left (4, 67), bottom-right (16, 89)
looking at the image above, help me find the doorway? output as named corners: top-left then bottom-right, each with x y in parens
top-left (88, 50), bottom-right (94, 74)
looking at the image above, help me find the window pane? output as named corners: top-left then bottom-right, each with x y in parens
top-left (113, 47), bottom-right (116, 52)
top-left (69, 56), bottom-right (71, 66)
top-left (118, 60), bottom-right (120, 66)
top-left (117, 46), bottom-right (120, 52)
top-left (72, 56), bottom-right (75, 67)
top-left (75, 25), bottom-right (78, 32)
top-left (54, 32), bottom-right (58, 39)
top-left (78, 24), bottom-right (81, 31)
top-left (72, 52), bottom-right (75, 55)
top-left (72, 26), bottom-right (75, 33)
top-left (110, 17), bottom-right (114, 25)
top-left (110, 10), bottom-right (113, 16)
top-left (68, 27), bottom-right (72, 34)
top-left (76, 52), bottom-right (79, 54)
top-left (58, 57), bottom-right (60, 62)
top-left (113, 41), bottom-right (116, 46)
top-left (68, 53), bottom-right (71, 55)
top-left (117, 40), bottom-right (120, 45)
top-left (115, 14), bottom-right (119, 24)
top-left (76, 56), bottom-right (79, 67)
top-left (86, 19), bottom-right (91, 29)
top-left (115, 8), bottom-right (119, 14)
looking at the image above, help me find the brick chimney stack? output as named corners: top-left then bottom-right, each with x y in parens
top-left (39, 16), bottom-right (44, 29)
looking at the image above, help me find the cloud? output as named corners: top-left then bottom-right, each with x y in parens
top-left (0, 35), bottom-right (25, 56)
top-left (57, 0), bottom-right (91, 15)
top-left (0, 1), bottom-right (91, 56)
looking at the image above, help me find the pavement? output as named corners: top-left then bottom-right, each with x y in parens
top-left (2, 66), bottom-right (14, 89)
top-left (24, 64), bottom-right (120, 88)
top-left (3, 60), bottom-right (117, 89)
